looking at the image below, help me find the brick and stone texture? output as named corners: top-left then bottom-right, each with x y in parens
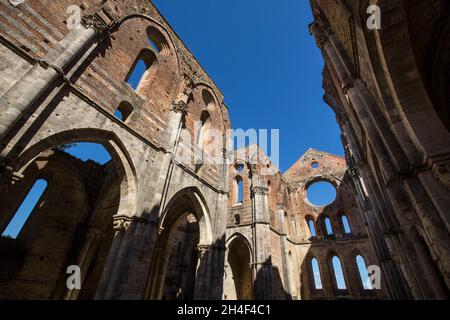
top-left (0, 0), bottom-right (229, 300)
top-left (224, 146), bottom-right (386, 300)
top-left (0, 0), bottom-right (447, 300)
top-left (309, 0), bottom-right (450, 299)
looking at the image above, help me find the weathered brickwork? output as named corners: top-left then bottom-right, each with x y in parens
top-left (224, 146), bottom-right (385, 300)
top-left (310, 0), bottom-right (450, 299)
top-left (0, 0), bottom-right (229, 300)
top-left (0, 0), bottom-right (447, 300)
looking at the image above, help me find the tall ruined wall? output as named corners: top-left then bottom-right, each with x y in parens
top-left (284, 149), bottom-right (384, 299)
top-left (0, 0), bottom-right (230, 300)
top-left (0, 150), bottom-right (115, 299)
top-left (309, 0), bottom-right (450, 299)
top-left (224, 146), bottom-right (385, 300)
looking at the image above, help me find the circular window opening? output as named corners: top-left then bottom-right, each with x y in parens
top-left (307, 181), bottom-right (336, 206)
top-left (311, 162), bottom-right (319, 169)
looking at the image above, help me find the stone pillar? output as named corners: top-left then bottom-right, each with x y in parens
top-left (347, 157), bottom-right (410, 299)
top-left (94, 216), bottom-right (131, 299)
top-left (153, 76), bottom-right (193, 209)
top-left (312, 21), bottom-right (399, 183)
top-left (277, 204), bottom-right (294, 299)
top-left (0, 13), bottom-right (111, 140)
top-left (349, 82), bottom-right (449, 298)
top-left (192, 244), bottom-right (212, 299)
top-left (107, 77), bottom-right (194, 300)
top-left (310, 22), bottom-right (352, 90)
top-left (324, 38), bottom-right (449, 292)
top-left (406, 227), bottom-right (449, 299)
top-left (251, 182), bottom-right (272, 300)
top-left (318, 255), bottom-right (335, 298)
top-left (65, 228), bottom-right (104, 300)
top-left (311, 19), bottom-right (424, 299)
top-left (150, 247), bottom-right (170, 300)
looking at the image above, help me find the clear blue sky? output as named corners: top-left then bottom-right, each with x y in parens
top-left (153, 0), bottom-right (344, 173)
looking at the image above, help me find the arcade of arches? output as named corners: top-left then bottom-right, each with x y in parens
top-left (0, 0), bottom-right (448, 300)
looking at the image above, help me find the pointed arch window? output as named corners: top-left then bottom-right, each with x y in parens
top-left (195, 111), bottom-right (213, 167)
top-left (331, 256), bottom-right (347, 290)
top-left (235, 162), bottom-right (244, 173)
top-left (202, 89), bottom-right (215, 108)
top-left (356, 255), bottom-right (373, 290)
top-left (125, 49), bottom-right (157, 91)
top-left (147, 26), bottom-right (170, 55)
top-left (307, 218), bottom-right (317, 238)
top-left (310, 257), bottom-right (323, 290)
top-left (235, 176), bottom-right (243, 205)
top-left (2, 179), bottom-right (48, 239)
top-left (197, 111), bottom-right (212, 150)
top-left (341, 214), bottom-right (351, 234)
top-left (324, 216), bottom-right (334, 236)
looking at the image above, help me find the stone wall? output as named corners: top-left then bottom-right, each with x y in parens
top-left (224, 146), bottom-right (385, 299)
top-left (0, 0), bottom-right (230, 300)
top-left (309, 0), bottom-right (450, 299)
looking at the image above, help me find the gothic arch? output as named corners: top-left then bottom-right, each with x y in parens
top-left (159, 186), bottom-right (213, 245)
top-left (224, 233), bottom-right (254, 300)
top-left (229, 160), bottom-right (252, 206)
top-left (327, 251), bottom-right (349, 292)
top-left (114, 14), bottom-right (181, 72)
top-left (146, 186), bottom-right (213, 299)
top-left (225, 232), bottom-right (254, 262)
top-left (12, 128), bottom-right (138, 219)
top-left (193, 83), bottom-right (226, 137)
top-left (195, 82), bottom-right (222, 109)
top-left (305, 254), bottom-right (324, 292)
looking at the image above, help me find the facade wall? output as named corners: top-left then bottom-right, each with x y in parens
top-left (0, 0), bottom-right (229, 300)
top-left (309, 0), bottom-right (450, 299)
top-left (0, 150), bottom-right (112, 299)
top-left (0, 0), bottom-right (447, 300)
top-left (224, 146), bottom-right (384, 299)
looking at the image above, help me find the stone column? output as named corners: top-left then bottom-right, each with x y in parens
top-left (311, 20), bottom-right (421, 299)
top-left (112, 77), bottom-right (194, 300)
top-left (193, 244), bottom-right (212, 299)
top-left (318, 254), bottom-right (335, 298)
top-left (325, 41), bottom-right (449, 290)
top-left (153, 76), bottom-right (193, 210)
top-left (310, 22), bottom-right (352, 90)
top-left (349, 81), bottom-right (449, 298)
top-left (250, 182), bottom-right (272, 300)
top-left (406, 227), bottom-right (449, 299)
top-left (94, 216), bottom-right (131, 299)
top-left (312, 21), bottom-right (399, 183)
top-left (65, 228), bottom-right (104, 300)
top-left (0, 14), bottom-right (111, 139)
top-left (150, 247), bottom-right (170, 300)
top-left (277, 204), bottom-right (294, 299)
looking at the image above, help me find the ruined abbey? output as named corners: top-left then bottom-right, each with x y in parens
top-left (0, 0), bottom-right (448, 300)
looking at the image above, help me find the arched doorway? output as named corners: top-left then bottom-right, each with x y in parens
top-left (224, 235), bottom-right (253, 300)
top-left (0, 129), bottom-right (136, 300)
top-left (162, 212), bottom-right (199, 300)
top-left (145, 188), bottom-right (212, 300)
